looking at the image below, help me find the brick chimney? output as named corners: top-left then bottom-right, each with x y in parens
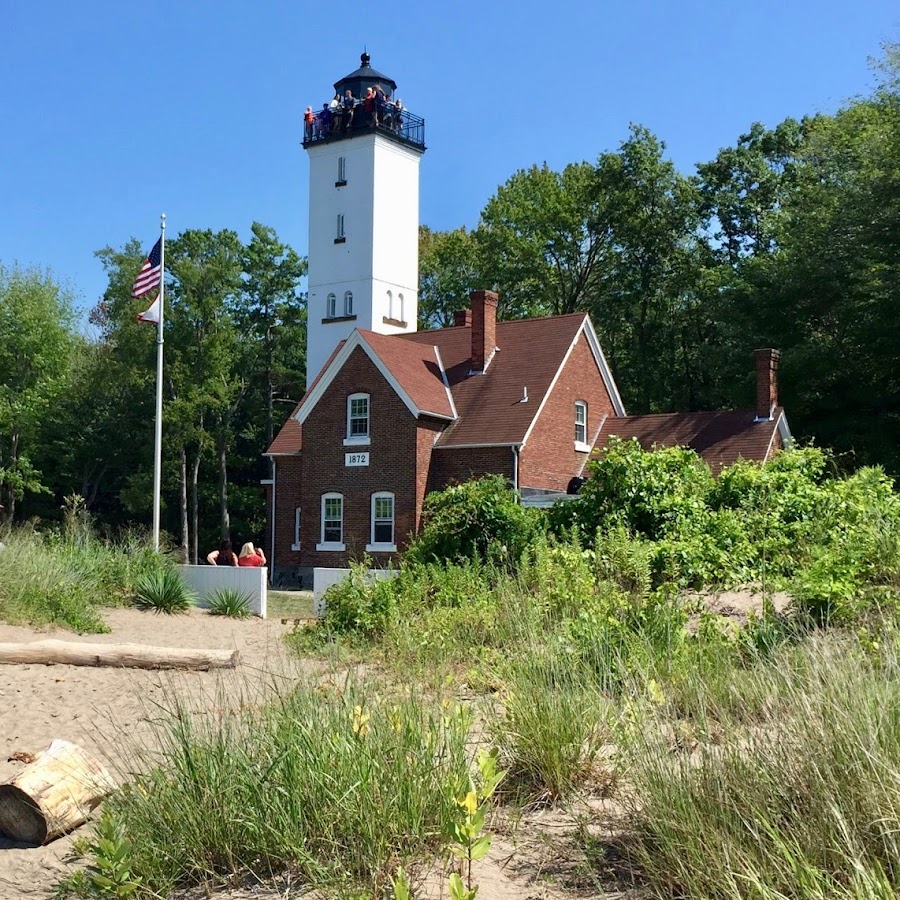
top-left (470, 290), bottom-right (498, 372)
top-left (453, 308), bottom-right (472, 327)
top-left (754, 348), bottom-right (781, 420)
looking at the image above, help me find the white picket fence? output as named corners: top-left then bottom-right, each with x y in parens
top-left (178, 565), bottom-right (267, 618)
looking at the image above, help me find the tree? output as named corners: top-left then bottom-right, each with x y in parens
top-left (418, 226), bottom-right (480, 327)
top-left (0, 265), bottom-right (78, 521)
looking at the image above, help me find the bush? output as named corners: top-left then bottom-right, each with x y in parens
top-left (406, 475), bottom-right (540, 567)
top-left (133, 569), bottom-right (195, 614)
top-left (72, 679), bottom-right (471, 896)
top-left (207, 588), bottom-right (252, 619)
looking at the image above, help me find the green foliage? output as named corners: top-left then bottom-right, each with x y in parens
top-left (406, 475), bottom-right (540, 568)
top-left (85, 679), bottom-right (471, 896)
top-left (133, 568), bottom-right (194, 615)
top-left (0, 526), bottom-right (169, 632)
top-left (206, 587), bottom-right (253, 618)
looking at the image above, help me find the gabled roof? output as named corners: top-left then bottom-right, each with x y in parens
top-left (401, 313), bottom-right (625, 448)
top-left (268, 312), bottom-right (626, 454)
top-left (594, 408), bottom-right (792, 473)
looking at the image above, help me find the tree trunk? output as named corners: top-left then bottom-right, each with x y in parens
top-left (0, 739), bottom-right (115, 845)
top-left (190, 451), bottom-right (200, 565)
top-left (179, 446), bottom-right (189, 563)
top-left (217, 425), bottom-right (229, 541)
top-left (0, 640), bottom-right (240, 670)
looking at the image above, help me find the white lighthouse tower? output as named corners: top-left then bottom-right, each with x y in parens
top-left (304, 53), bottom-right (426, 388)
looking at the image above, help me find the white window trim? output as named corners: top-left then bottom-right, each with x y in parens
top-left (337, 156), bottom-right (346, 182)
top-left (317, 492), bottom-right (345, 551)
top-left (291, 506), bottom-right (301, 551)
top-left (327, 293), bottom-right (337, 318)
top-left (398, 292), bottom-right (404, 323)
top-left (574, 399), bottom-right (588, 448)
top-left (344, 290), bottom-right (353, 316)
top-left (346, 392), bottom-right (370, 443)
top-left (366, 491), bottom-right (396, 552)
top-left (336, 214), bottom-right (345, 239)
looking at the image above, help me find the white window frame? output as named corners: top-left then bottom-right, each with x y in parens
top-left (337, 156), bottom-right (346, 183)
top-left (292, 506), bottom-right (301, 551)
top-left (344, 392), bottom-right (371, 446)
top-left (398, 292), bottom-right (404, 323)
top-left (317, 493), bottom-right (345, 551)
top-left (336, 213), bottom-right (345, 239)
top-left (386, 289), bottom-right (393, 319)
top-left (574, 400), bottom-right (590, 452)
top-left (344, 290), bottom-right (354, 316)
top-left (326, 292), bottom-right (337, 318)
top-left (367, 491), bottom-right (396, 552)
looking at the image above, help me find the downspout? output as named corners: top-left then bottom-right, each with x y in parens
top-left (512, 445), bottom-right (520, 502)
top-left (270, 458), bottom-right (277, 586)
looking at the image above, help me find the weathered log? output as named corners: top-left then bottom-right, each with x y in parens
top-left (0, 739), bottom-right (115, 844)
top-left (0, 639), bottom-right (240, 670)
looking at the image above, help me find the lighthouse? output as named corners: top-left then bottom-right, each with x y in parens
top-left (303, 53), bottom-right (427, 388)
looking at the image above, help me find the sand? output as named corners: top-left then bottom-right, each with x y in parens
top-left (0, 608), bottom-right (303, 900)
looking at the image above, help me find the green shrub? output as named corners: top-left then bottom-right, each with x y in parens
top-left (73, 679), bottom-right (471, 896)
top-left (406, 475), bottom-right (540, 567)
top-left (319, 562), bottom-right (399, 638)
top-left (133, 569), bottom-right (194, 614)
top-left (207, 587), bottom-right (253, 619)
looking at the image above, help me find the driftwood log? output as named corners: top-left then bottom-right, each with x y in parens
top-left (0, 739), bottom-right (115, 844)
top-left (0, 639), bottom-right (240, 670)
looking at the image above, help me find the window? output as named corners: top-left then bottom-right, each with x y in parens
top-left (368, 492), bottom-right (396, 551)
top-left (386, 289), bottom-right (393, 319)
top-left (335, 213), bottom-right (345, 242)
top-left (337, 156), bottom-right (346, 183)
top-left (292, 507), bottom-right (301, 550)
top-left (398, 293), bottom-right (405, 323)
top-left (574, 400), bottom-right (588, 449)
top-left (327, 293), bottom-right (337, 318)
top-left (318, 493), bottom-right (344, 549)
top-left (344, 290), bottom-right (353, 316)
top-left (345, 392), bottom-right (370, 444)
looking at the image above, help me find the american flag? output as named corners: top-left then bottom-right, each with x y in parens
top-left (131, 237), bottom-right (162, 298)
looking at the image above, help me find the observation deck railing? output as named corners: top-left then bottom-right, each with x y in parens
top-left (303, 104), bottom-right (425, 150)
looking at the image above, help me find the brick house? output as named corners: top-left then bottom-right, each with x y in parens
top-left (264, 291), bottom-right (790, 586)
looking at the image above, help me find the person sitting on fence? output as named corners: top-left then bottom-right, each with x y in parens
top-left (238, 542), bottom-right (267, 567)
top-left (207, 540), bottom-right (238, 566)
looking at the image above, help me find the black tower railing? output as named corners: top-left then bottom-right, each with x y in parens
top-left (303, 104), bottom-right (425, 150)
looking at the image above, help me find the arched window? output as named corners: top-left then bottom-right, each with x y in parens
top-left (344, 290), bottom-right (353, 316)
top-left (318, 493), bottom-right (344, 549)
top-left (574, 400), bottom-right (588, 446)
top-left (386, 289), bottom-right (393, 320)
top-left (368, 492), bottom-right (396, 550)
top-left (327, 293), bottom-right (337, 318)
top-left (398, 292), bottom-right (405, 323)
top-left (346, 392), bottom-right (370, 443)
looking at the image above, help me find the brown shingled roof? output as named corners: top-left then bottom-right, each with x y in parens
top-left (594, 408), bottom-right (787, 473)
top-left (401, 314), bottom-right (590, 446)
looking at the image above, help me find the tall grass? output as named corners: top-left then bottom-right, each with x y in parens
top-left (624, 631), bottom-right (900, 898)
top-left (0, 527), bottom-right (170, 632)
top-left (94, 677), bottom-right (472, 897)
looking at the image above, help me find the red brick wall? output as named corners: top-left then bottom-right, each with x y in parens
top-left (428, 446), bottom-right (515, 493)
top-left (296, 346), bottom-right (422, 568)
top-left (273, 456), bottom-right (303, 570)
top-left (519, 331), bottom-right (616, 492)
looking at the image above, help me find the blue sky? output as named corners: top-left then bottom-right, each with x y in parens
top-left (1, 0), bottom-right (897, 318)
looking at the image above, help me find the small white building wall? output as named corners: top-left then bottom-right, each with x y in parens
top-left (178, 565), bottom-right (268, 618)
top-left (305, 132), bottom-right (423, 387)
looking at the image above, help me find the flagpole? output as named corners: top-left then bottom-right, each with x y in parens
top-left (152, 213), bottom-right (166, 552)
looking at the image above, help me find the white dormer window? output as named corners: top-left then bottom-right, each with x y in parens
top-left (574, 400), bottom-right (590, 452)
top-left (344, 291), bottom-right (354, 316)
top-left (344, 392), bottom-right (370, 446)
top-left (367, 492), bottom-right (396, 552)
top-left (337, 156), bottom-right (346, 183)
top-left (327, 293), bottom-right (337, 318)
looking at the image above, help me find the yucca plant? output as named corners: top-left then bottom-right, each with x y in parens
top-left (133, 569), bottom-right (195, 614)
top-left (207, 587), bottom-right (253, 619)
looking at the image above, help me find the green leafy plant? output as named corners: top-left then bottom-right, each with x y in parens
top-left (133, 568), bottom-right (195, 614)
top-left (207, 587), bottom-right (252, 618)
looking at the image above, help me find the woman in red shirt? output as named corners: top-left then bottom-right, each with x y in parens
top-left (238, 542), bottom-right (266, 567)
